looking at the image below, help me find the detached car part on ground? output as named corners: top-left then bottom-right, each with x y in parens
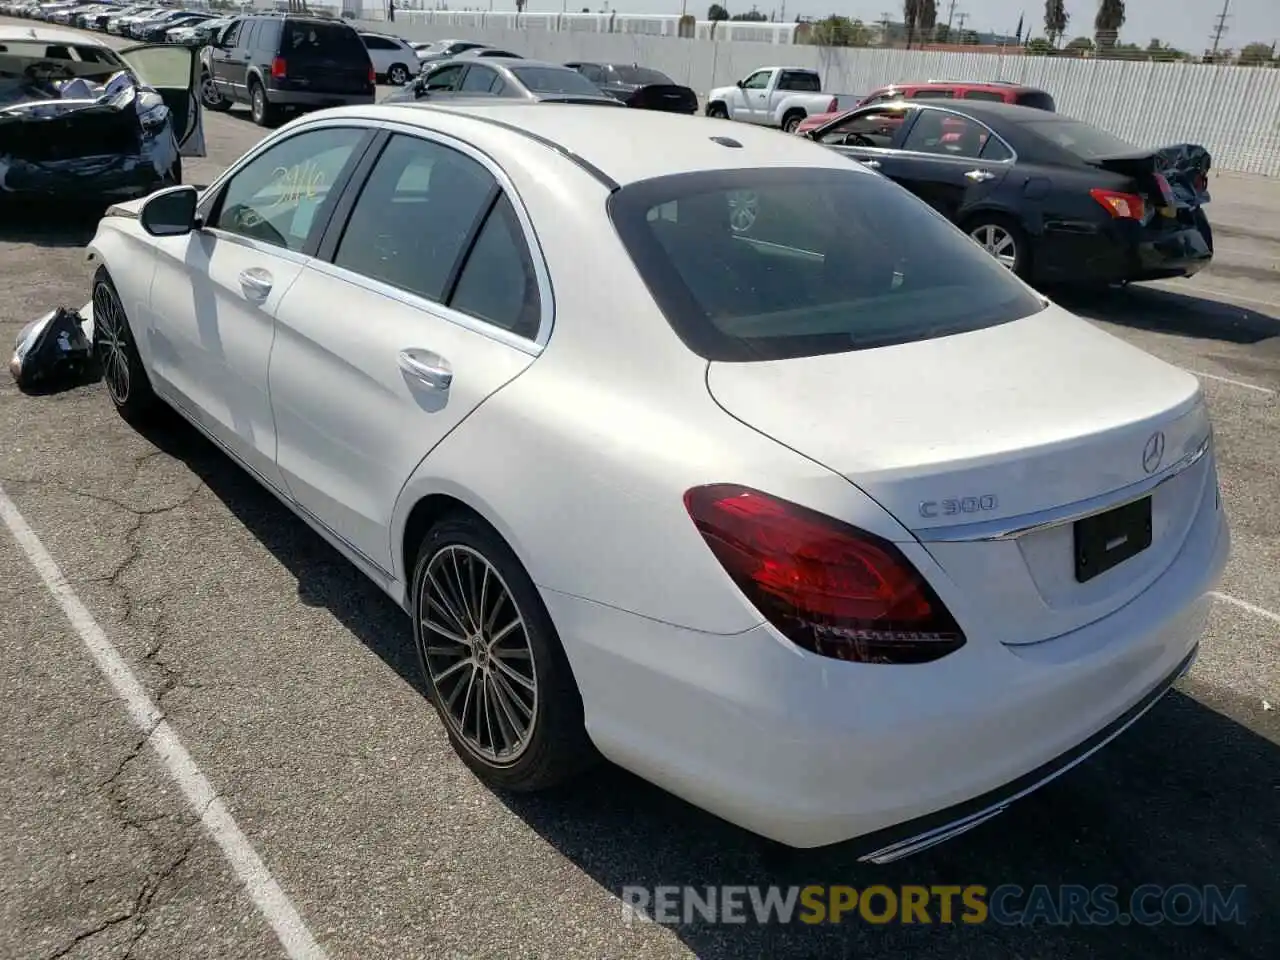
top-left (565, 61), bottom-right (698, 114)
top-left (0, 34), bottom-right (205, 202)
top-left (799, 99), bottom-right (1212, 287)
top-left (75, 103), bottom-right (1227, 859)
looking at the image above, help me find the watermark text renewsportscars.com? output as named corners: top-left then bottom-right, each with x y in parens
top-left (620, 884), bottom-right (1249, 927)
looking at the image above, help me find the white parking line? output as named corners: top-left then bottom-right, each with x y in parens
top-left (1186, 370), bottom-right (1276, 395)
top-left (0, 484), bottom-right (330, 960)
top-left (1213, 591), bottom-right (1280, 627)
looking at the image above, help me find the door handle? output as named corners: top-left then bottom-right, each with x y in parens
top-left (965, 169), bottom-right (996, 182)
top-left (860, 159), bottom-right (882, 169)
top-left (238, 268), bottom-right (273, 299)
top-left (398, 349), bottom-right (452, 390)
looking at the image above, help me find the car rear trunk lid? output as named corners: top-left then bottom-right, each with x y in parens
top-left (704, 307), bottom-right (1214, 646)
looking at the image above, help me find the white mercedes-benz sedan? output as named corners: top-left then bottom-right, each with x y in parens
top-left (82, 102), bottom-right (1230, 860)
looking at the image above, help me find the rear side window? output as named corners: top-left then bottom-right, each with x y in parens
top-left (608, 167), bottom-right (1045, 362)
top-left (963, 89), bottom-right (1007, 102)
top-left (778, 71), bottom-right (820, 92)
top-left (510, 66), bottom-right (601, 96)
top-left (1022, 117), bottom-right (1138, 160)
top-left (282, 21), bottom-right (366, 57)
top-left (909, 88), bottom-right (956, 99)
top-left (611, 65), bottom-right (672, 85)
top-left (256, 19), bottom-right (281, 51)
top-left (1016, 90), bottom-right (1057, 111)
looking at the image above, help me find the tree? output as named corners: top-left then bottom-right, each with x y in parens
top-left (1238, 42), bottom-right (1277, 66)
top-left (1065, 35), bottom-right (1094, 52)
top-left (707, 3), bottom-right (729, 20)
top-left (731, 7), bottom-right (767, 20)
top-left (811, 15), bottom-right (872, 47)
top-left (918, 0), bottom-right (937, 41)
top-left (903, 0), bottom-right (921, 48)
top-left (933, 23), bottom-right (950, 42)
top-left (1026, 37), bottom-right (1054, 56)
top-left (1043, 0), bottom-right (1068, 47)
top-left (1094, 0), bottom-right (1126, 55)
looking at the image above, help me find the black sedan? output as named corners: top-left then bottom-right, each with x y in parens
top-left (564, 61), bottom-right (698, 114)
top-left (384, 57), bottom-right (622, 108)
top-left (801, 100), bottom-right (1212, 287)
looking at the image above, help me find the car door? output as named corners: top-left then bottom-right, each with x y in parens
top-left (143, 124), bottom-right (376, 491)
top-left (209, 18), bottom-right (245, 100)
top-left (888, 108), bottom-right (1014, 221)
top-left (735, 68), bottom-right (771, 122)
top-left (267, 130), bottom-right (546, 573)
top-left (118, 42), bottom-right (205, 157)
top-left (810, 104), bottom-right (919, 178)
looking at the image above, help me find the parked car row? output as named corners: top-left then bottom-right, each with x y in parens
top-left (2, 1), bottom-right (222, 42)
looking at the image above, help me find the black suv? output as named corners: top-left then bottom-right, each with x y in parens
top-left (200, 13), bottom-right (375, 126)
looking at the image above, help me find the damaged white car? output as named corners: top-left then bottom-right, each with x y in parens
top-left (0, 26), bottom-right (204, 202)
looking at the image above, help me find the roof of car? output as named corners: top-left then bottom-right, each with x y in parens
top-left (319, 101), bottom-right (872, 188)
top-left (876, 80), bottom-right (1047, 93)
top-left (0, 24), bottom-right (109, 45)
top-left (432, 57), bottom-right (565, 71)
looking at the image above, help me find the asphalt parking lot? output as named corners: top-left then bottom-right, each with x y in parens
top-left (0, 20), bottom-right (1277, 960)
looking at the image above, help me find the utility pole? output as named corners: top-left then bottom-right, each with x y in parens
top-left (945, 0), bottom-right (958, 33)
top-left (956, 10), bottom-right (969, 36)
top-left (1210, 0), bottom-right (1231, 56)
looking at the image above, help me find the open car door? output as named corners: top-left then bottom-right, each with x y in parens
top-left (118, 43), bottom-right (206, 158)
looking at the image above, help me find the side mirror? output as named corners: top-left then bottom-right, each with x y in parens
top-left (735, 79), bottom-right (744, 88)
top-left (140, 185), bottom-right (199, 237)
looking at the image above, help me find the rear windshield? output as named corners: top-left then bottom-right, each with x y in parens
top-left (609, 167), bottom-right (1045, 362)
top-left (1015, 90), bottom-right (1057, 111)
top-left (610, 65), bottom-right (672, 85)
top-left (281, 21), bottom-right (366, 57)
top-left (511, 66), bottom-right (603, 96)
top-left (1021, 117), bottom-right (1139, 160)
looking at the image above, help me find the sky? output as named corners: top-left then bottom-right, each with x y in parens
top-left (513, 1), bottom-right (1280, 54)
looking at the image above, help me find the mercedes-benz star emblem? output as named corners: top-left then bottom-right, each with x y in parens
top-left (1142, 431), bottom-right (1166, 475)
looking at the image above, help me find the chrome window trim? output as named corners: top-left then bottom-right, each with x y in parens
top-left (915, 433), bottom-right (1212, 544)
top-left (823, 104), bottom-right (1018, 166)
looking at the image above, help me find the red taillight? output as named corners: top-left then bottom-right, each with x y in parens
top-left (270, 56), bottom-right (286, 79)
top-left (369, 64), bottom-right (376, 86)
top-left (1090, 188), bottom-right (1145, 220)
top-left (826, 96), bottom-right (838, 113)
top-left (684, 484), bottom-right (965, 664)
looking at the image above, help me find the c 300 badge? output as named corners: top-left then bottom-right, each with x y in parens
top-left (919, 495), bottom-right (998, 519)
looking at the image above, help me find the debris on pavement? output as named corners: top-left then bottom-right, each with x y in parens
top-left (9, 306), bottom-right (93, 392)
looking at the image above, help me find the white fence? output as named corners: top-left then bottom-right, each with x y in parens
top-left (298, 5), bottom-right (1280, 177)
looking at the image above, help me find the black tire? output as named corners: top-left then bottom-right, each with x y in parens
top-left (706, 101), bottom-right (728, 119)
top-left (411, 514), bottom-right (596, 792)
top-left (249, 78), bottom-right (277, 127)
top-left (387, 62), bottom-right (410, 86)
top-left (92, 269), bottom-right (160, 426)
top-left (200, 70), bottom-right (230, 111)
top-left (781, 110), bottom-right (805, 134)
top-left (964, 213), bottom-right (1031, 279)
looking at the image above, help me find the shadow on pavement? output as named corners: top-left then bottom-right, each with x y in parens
top-left (0, 204), bottom-right (105, 248)
top-left (1056, 283), bottom-right (1280, 345)
top-left (132, 412), bottom-right (1278, 960)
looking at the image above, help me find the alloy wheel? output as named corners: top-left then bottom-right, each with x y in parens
top-left (419, 545), bottom-right (538, 765)
top-left (970, 224), bottom-right (1018, 270)
top-left (93, 282), bottom-right (130, 406)
top-left (200, 74), bottom-right (221, 107)
top-left (388, 64), bottom-right (409, 85)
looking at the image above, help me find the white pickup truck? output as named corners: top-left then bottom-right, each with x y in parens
top-left (705, 67), bottom-right (840, 133)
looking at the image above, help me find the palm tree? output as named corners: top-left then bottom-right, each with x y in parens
top-left (1043, 0), bottom-right (1068, 47)
top-left (903, 0), bottom-right (921, 48)
top-left (1095, 0), bottom-right (1126, 54)
top-left (919, 0), bottom-right (938, 43)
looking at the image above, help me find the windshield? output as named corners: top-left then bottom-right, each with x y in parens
top-left (511, 66), bottom-right (603, 96)
top-left (610, 65), bottom-right (672, 85)
top-left (608, 167), bottom-right (1046, 362)
top-left (1022, 116), bottom-right (1139, 159)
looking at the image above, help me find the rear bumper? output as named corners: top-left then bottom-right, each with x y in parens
top-left (1038, 216), bottom-right (1213, 284)
top-left (265, 86), bottom-right (376, 109)
top-left (544, 465), bottom-right (1229, 852)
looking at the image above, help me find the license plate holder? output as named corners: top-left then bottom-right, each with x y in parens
top-left (1074, 497), bottom-right (1153, 584)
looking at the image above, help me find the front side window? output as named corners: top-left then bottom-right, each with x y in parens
top-left (210, 127), bottom-right (366, 252)
top-left (424, 63), bottom-right (465, 91)
top-left (608, 167), bottom-right (1045, 362)
top-left (331, 134), bottom-right (496, 304)
top-left (817, 107), bottom-right (911, 149)
top-left (741, 70), bottom-right (770, 90)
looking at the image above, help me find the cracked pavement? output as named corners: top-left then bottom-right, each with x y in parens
top-left (0, 18), bottom-right (1278, 959)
